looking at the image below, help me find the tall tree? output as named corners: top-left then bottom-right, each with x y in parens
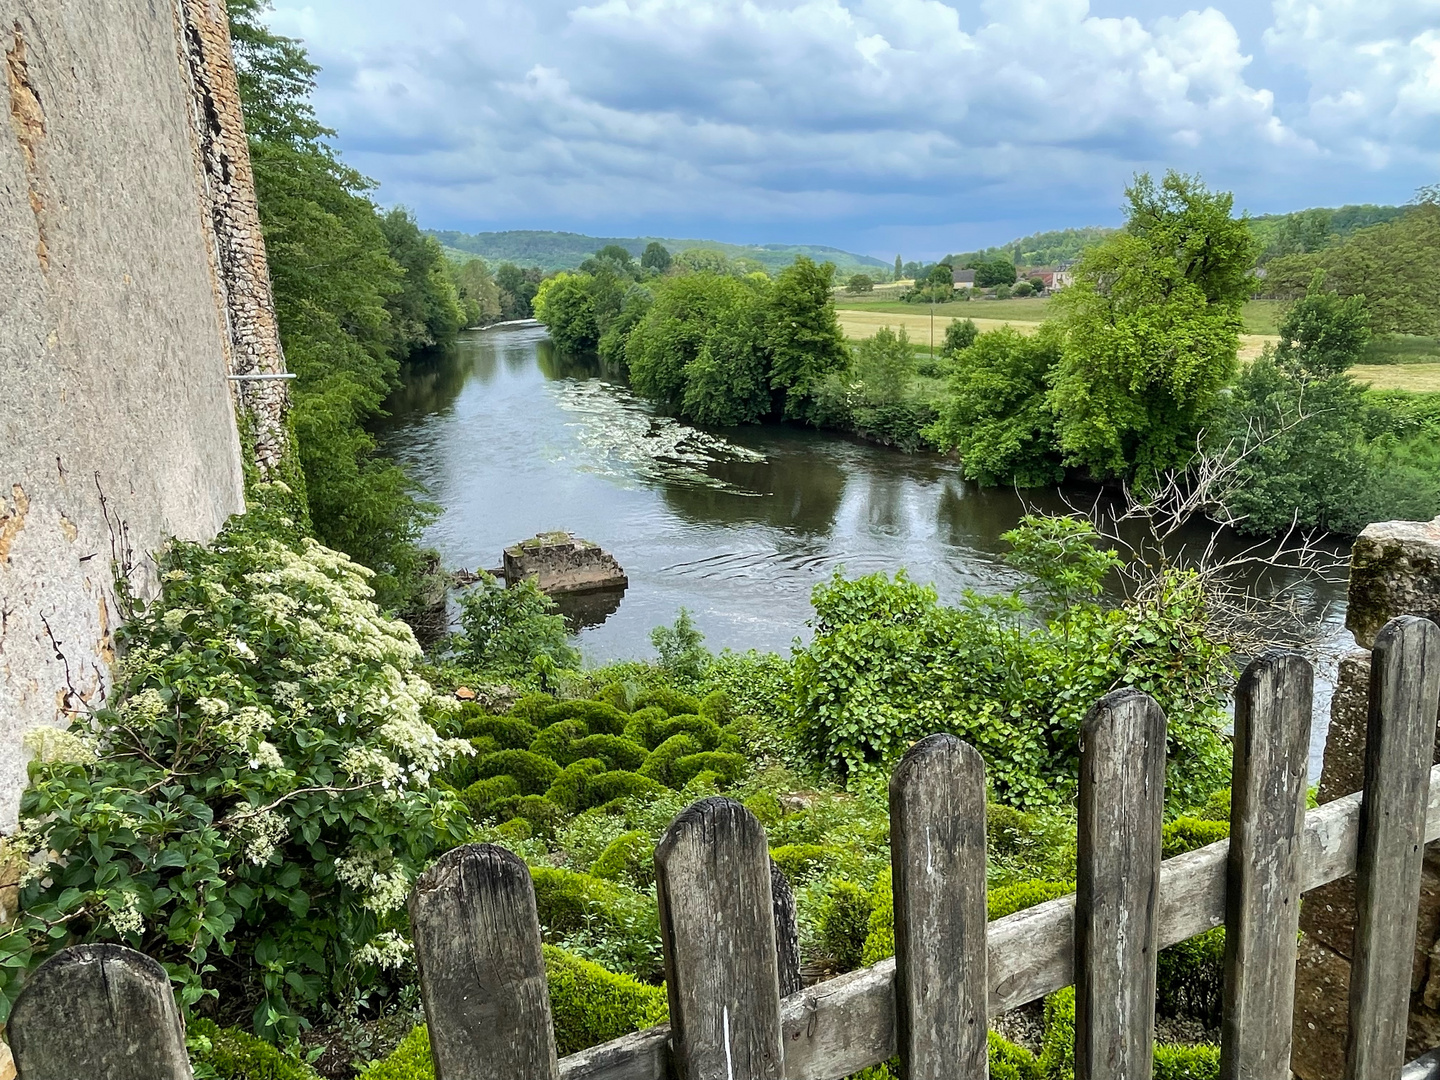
top-left (641, 241), bottom-right (673, 272)
top-left (1048, 172), bottom-right (1256, 479)
top-left (766, 257), bottom-right (849, 423)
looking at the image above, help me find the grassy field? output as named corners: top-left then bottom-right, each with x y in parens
top-left (836, 306), bottom-right (1279, 360)
top-left (1351, 364), bottom-right (1440, 392)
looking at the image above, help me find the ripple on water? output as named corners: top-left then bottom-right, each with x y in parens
top-left (546, 380), bottom-right (766, 493)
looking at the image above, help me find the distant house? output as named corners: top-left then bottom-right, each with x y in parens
top-left (1027, 268), bottom-right (1073, 292)
top-left (952, 269), bottom-right (976, 290)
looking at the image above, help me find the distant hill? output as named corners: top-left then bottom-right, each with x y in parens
top-left (947, 226), bottom-right (1117, 270)
top-left (428, 229), bottom-right (890, 276)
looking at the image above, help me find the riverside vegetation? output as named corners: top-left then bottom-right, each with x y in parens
top-left (0, 484), bottom-right (1239, 1080)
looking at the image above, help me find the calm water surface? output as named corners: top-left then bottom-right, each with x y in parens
top-left (379, 325), bottom-right (1354, 771)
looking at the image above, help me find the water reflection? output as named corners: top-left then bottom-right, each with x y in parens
top-left (379, 325), bottom-right (1353, 766)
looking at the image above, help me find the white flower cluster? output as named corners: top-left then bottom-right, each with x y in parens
top-left (196, 697), bottom-right (230, 718)
top-left (23, 727), bottom-right (96, 766)
top-left (217, 706), bottom-right (273, 743)
top-left (249, 741), bottom-right (284, 771)
top-left (335, 849), bottom-right (411, 914)
top-left (108, 892), bottom-right (144, 936)
top-left (354, 930), bottom-right (413, 971)
top-left (123, 688), bottom-right (167, 724)
top-left (229, 806), bottom-right (289, 866)
top-left (338, 746), bottom-right (403, 787)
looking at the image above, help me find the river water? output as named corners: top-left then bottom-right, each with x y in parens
top-left (379, 324), bottom-right (1355, 770)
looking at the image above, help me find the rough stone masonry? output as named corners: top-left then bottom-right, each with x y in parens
top-left (0, 0), bottom-right (286, 828)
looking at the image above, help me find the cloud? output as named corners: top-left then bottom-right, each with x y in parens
top-left (265, 0), bottom-right (1437, 255)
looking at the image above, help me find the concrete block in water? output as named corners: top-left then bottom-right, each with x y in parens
top-left (502, 532), bottom-right (628, 595)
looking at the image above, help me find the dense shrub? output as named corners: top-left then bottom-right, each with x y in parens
top-left (189, 1019), bottom-right (320, 1080)
top-left (818, 880), bottom-right (875, 971)
top-left (454, 574), bottom-right (579, 680)
top-left (456, 712), bottom-right (538, 749)
top-left (1040, 988), bottom-right (1219, 1080)
top-left (632, 688), bottom-right (703, 717)
top-left (771, 844), bottom-right (843, 883)
top-left (0, 517), bottom-right (473, 1033)
top-left (590, 830), bottom-right (656, 887)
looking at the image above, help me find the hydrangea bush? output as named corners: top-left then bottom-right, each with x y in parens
top-left (0, 500), bottom-right (472, 1034)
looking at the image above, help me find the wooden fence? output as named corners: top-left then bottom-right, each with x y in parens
top-left (10, 615), bottom-right (1440, 1080)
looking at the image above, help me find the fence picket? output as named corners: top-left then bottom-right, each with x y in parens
top-left (889, 734), bottom-right (988, 1079)
top-left (9, 943), bottom-right (193, 1079)
top-left (1220, 650), bottom-right (1313, 1080)
top-left (409, 843), bottom-right (560, 1080)
top-left (771, 859), bottom-right (803, 998)
top-left (1345, 615), bottom-right (1440, 1080)
top-left (655, 796), bottom-right (784, 1080)
top-left (1076, 689), bottom-right (1166, 1080)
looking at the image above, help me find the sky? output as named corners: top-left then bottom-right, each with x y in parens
top-left (265, 0), bottom-right (1440, 260)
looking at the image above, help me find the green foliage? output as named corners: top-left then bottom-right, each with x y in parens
top-left (791, 516), bottom-right (1231, 809)
top-left (771, 844), bottom-right (843, 883)
top-left (1162, 816), bottom-right (1231, 858)
top-left (943, 318), bottom-right (979, 353)
top-left (1000, 513), bottom-right (1121, 617)
top-left (1050, 172), bottom-right (1255, 478)
top-left (360, 947), bottom-right (667, 1076)
top-left (974, 258), bottom-right (1019, 288)
top-left (188, 1019), bottom-right (321, 1080)
top-left (1, 519), bottom-right (473, 1034)
top-left (228, 3), bottom-right (455, 615)
top-left (768, 258), bottom-right (851, 422)
top-left (495, 262), bottom-right (543, 319)
top-left (949, 226), bottom-right (1115, 271)
top-left (846, 273), bottom-right (876, 293)
top-left (1249, 203), bottom-right (1406, 262)
top-left (853, 327), bottom-right (916, 407)
top-left (1273, 274), bottom-right (1371, 379)
top-left (454, 572), bottom-right (579, 680)
top-left (651, 609), bottom-right (712, 682)
top-left (533, 272), bottom-right (600, 353)
top-left (589, 830), bottom-right (656, 888)
top-left (925, 326), bottom-right (1065, 486)
top-left (451, 258), bottom-right (502, 326)
top-left (818, 880), bottom-right (874, 971)
top-left (641, 241), bottom-right (672, 272)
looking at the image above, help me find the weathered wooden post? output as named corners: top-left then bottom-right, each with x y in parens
top-left (10, 943), bottom-right (193, 1079)
top-left (1345, 616), bottom-right (1440, 1080)
top-left (770, 859), bottom-right (803, 998)
top-left (655, 797), bottom-right (784, 1080)
top-left (1221, 650), bottom-right (1313, 1080)
top-left (1076, 689), bottom-right (1166, 1080)
top-left (409, 843), bottom-right (559, 1080)
top-left (889, 733), bottom-right (988, 1079)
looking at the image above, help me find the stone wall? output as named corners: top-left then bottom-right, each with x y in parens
top-left (0, 0), bottom-right (282, 827)
top-left (1293, 517), bottom-right (1440, 1076)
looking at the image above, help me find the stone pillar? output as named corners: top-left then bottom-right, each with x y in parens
top-left (172, 0), bottom-right (292, 477)
top-left (1292, 516), bottom-right (1440, 1078)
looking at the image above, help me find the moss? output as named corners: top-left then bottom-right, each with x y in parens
top-left (1163, 816), bottom-right (1230, 859)
top-left (770, 843), bottom-right (842, 883)
top-left (459, 775), bottom-right (521, 817)
top-left (529, 720), bottom-right (589, 765)
top-left (477, 749), bottom-right (562, 794)
top-left (586, 770), bottom-right (667, 806)
top-left (544, 945), bottom-right (669, 1055)
top-left (638, 733), bottom-right (702, 787)
top-left (571, 734), bottom-right (649, 772)
top-left (590, 830), bottom-right (656, 887)
top-left (188, 1019), bottom-right (320, 1080)
top-left (631, 687), bottom-right (702, 717)
top-left (457, 713), bottom-right (538, 750)
top-left (546, 758), bottom-right (610, 812)
top-left (652, 714), bottom-right (723, 751)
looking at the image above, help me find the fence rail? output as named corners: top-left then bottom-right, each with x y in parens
top-left (11, 617), bottom-right (1440, 1080)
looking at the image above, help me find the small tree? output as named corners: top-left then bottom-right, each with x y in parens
top-left (894, 254), bottom-right (903, 280)
top-left (1012, 280), bottom-right (1034, 297)
top-left (1273, 272), bottom-right (1370, 380)
top-left (651, 609), bottom-right (711, 683)
top-left (943, 318), bottom-right (978, 354)
top-left (846, 273), bottom-right (875, 293)
top-left (456, 573), bottom-right (579, 677)
top-left (854, 326), bottom-right (915, 406)
top-left (975, 259), bottom-right (1017, 288)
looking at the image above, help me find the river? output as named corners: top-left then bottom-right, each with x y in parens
top-left (379, 324), bottom-right (1354, 770)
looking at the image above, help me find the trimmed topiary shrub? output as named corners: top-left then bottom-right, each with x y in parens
top-left (594, 683), bottom-right (632, 713)
top-left (491, 794), bottom-right (565, 835)
top-left (188, 1019), bottom-right (320, 1079)
top-left (530, 867), bottom-right (652, 938)
top-left (478, 749), bottom-right (562, 794)
top-left (639, 733), bottom-right (702, 787)
top-left (540, 700), bottom-right (630, 736)
top-left (508, 692), bottom-right (556, 722)
top-left (770, 843), bottom-right (841, 883)
top-left (622, 706), bottom-right (670, 749)
top-left (586, 770), bottom-right (667, 807)
top-left (590, 830), bottom-right (656, 887)
top-left (631, 687), bottom-right (702, 717)
top-left (529, 720), bottom-right (590, 765)
top-left (652, 714), bottom-right (723, 751)
top-left (459, 775), bottom-right (521, 817)
top-left (698, 689), bottom-right (735, 724)
top-left (457, 713), bottom-right (538, 750)
top-left (672, 751), bottom-right (747, 788)
top-left (818, 880), bottom-right (874, 972)
top-left (546, 758), bottom-right (610, 812)
top-left (571, 734), bottom-right (649, 772)
top-left (862, 876), bottom-right (1074, 966)
top-left (989, 880), bottom-right (1074, 920)
top-left (1153, 1044), bottom-right (1220, 1079)
top-left (1162, 817), bottom-right (1230, 858)
top-left (545, 945), bottom-right (669, 1054)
